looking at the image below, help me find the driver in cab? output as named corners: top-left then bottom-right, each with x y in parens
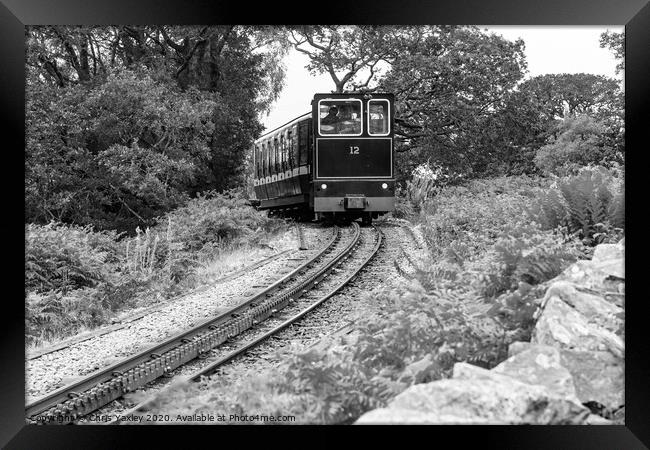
top-left (320, 105), bottom-right (339, 134)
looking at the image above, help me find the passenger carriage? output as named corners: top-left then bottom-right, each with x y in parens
top-left (252, 93), bottom-right (395, 225)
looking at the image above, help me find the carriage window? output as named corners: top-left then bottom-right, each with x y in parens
top-left (318, 99), bottom-right (362, 136)
top-left (299, 122), bottom-right (309, 165)
top-left (288, 129), bottom-right (296, 167)
top-left (368, 100), bottom-right (390, 135)
top-left (271, 139), bottom-right (277, 173)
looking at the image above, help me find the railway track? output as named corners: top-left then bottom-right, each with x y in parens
top-left (101, 225), bottom-right (383, 423)
top-left (26, 222), bottom-right (374, 424)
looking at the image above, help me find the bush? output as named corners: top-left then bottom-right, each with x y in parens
top-left (403, 162), bottom-right (465, 214)
top-left (417, 175), bottom-right (551, 260)
top-left (412, 175), bottom-right (585, 339)
top-left (534, 115), bottom-right (622, 176)
top-left (159, 189), bottom-right (285, 282)
top-left (25, 222), bottom-right (121, 294)
top-left (164, 189), bottom-right (282, 255)
top-left (26, 289), bottom-right (108, 345)
top-left (527, 166), bottom-right (624, 245)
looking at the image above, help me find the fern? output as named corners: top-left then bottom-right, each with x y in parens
top-left (528, 166), bottom-right (624, 245)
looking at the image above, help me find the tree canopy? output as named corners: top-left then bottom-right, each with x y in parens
top-left (26, 25), bottom-right (289, 231)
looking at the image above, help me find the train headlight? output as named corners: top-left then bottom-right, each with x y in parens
top-left (321, 183), bottom-right (327, 190)
top-left (381, 183), bottom-right (388, 189)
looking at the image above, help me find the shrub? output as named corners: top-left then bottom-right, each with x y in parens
top-left (162, 189), bottom-right (283, 255)
top-left (25, 222), bottom-right (121, 293)
top-left (417, 175), bottom-right (550, 260)
top-left (534, 115), bottom-right (622, 176)
top-left (26, 288), bottom-right (108, 345)
top-left (413, 175), bottom-right (585, 339)
top-left (404, 162), bottom-right (464, 213)
top-left (527, 166), bottom-right (624, 245)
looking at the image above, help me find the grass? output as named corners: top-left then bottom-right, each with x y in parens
top-left (194, 229), bottom-right (297, 285)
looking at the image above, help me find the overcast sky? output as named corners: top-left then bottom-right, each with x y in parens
top-left (261, 26), bottom-right (624, 132)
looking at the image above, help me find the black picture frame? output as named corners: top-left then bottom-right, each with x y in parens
top-left (2, 0), bottom-right (648, 448)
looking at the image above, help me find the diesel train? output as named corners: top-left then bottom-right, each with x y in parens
top-left (251, 93), bottom-right (395, 225)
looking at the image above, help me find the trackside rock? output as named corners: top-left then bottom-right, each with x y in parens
top-left (505, 343), bottom-right (623, 411)
top-left (558, 349), bottom-right (624, 410)
top-left (356, 363), bottom-right (589, 424)
top-left (557, 258), bottom-right (624, 293)
top-left (491, 345), bottom-right (579, 401)
top-left (508, 341), bottom-right (532, 357)
top-left (532, 296), bottom-right (624, 358)
top-left (592, 243), bottom-right (624, 265)
top-left (356, 239), bottom-right (624, 425)
top-left (356, 407), bottom-right (493, 424)
top-left (542, 281), bottom-right (623, 333)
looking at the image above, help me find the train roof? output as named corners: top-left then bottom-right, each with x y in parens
top-left (256, 112), bottom-right (311, 143)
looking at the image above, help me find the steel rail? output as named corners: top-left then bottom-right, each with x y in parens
top-left (191, 226), bottom-right (382, 379)
top-left (26, 226), bottom-right (344, 422)
top-left (110, 226), bottom-right (382, 423)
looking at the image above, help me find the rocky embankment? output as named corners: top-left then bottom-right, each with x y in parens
top-left (356, 239), bottom-right (625, 425)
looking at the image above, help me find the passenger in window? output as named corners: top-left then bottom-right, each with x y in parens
top-left (369, 105), bottom-right (386, 134)
top-left (338, 104), bottom-right (360, 134)
top-left (320, 106), bottom-right (339, 134)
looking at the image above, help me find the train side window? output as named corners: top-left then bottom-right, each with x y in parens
top-left (268, 140), bottom-right (273, 175)
top-left (254, 145), bottom-right (259, 178)
top-left (299, 121), bottom-right (309, 166)
top-left (288, 128), bottom-right (296, 168)
top-left (318, 99), bottom-right (362, 136)
top-left (368, 99), bottom-right (390, 136)
top-left (273, 138), bottom-right (278, 173)
top-left (279, 134), bottom-right (286, 170)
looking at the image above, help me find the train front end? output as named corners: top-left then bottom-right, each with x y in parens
top-left (311, 93), bottom-right (395, 224)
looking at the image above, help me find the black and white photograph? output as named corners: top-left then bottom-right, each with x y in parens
top-left (20, 22), bottom-right (628, 428)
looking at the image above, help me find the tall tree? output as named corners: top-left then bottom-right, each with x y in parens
top-left (287, 25), bottom-right (397, 93)
top-left (600, 30), bottom-right (625, 75)
top-left (376, 26), bottom-right (527, 177)
top-left (26, 26), bottom-right (288, 231)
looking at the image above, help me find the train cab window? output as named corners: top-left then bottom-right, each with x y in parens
top-left (368, 99), bottom-right (390, 136)
top-left (318, 99), bottom-right (362, 136)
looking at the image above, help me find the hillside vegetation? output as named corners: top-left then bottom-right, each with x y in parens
top-left (25, 191), bottom-right (286, 346)
top-left (133, 165), bottom-right (624, 424)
